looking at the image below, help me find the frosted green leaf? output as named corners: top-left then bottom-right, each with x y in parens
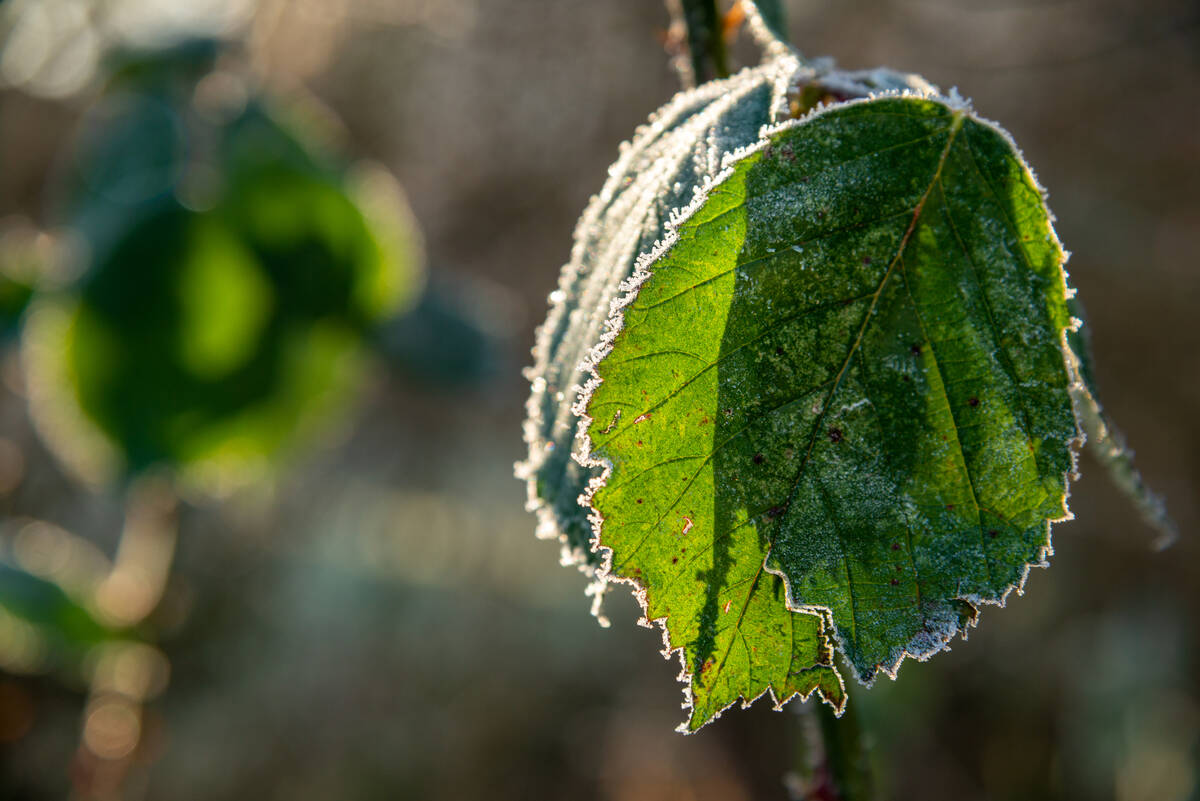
top-left (581, 94), bottom-right (1084, 730)
top-left (522, 48), bottom-right (1168, 731)
top-left (518, 58), bottom-right (792, 610)
top-left (518, 56), bottom-right (935, 621)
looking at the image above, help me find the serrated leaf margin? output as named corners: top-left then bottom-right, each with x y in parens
top-left (573, 87), bottom-right (1088, 729)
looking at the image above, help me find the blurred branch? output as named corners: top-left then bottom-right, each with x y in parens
top-left (665, 0), bottom-right (730, 87)
top-left (787, 699), bottom-right (874, 801)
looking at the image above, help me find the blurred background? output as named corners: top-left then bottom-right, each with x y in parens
top-left (0, 1), bottom-right (1196, 799)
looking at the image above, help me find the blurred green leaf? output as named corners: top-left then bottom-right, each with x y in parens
top-left (0, 561), bottom-right (120, 664)
top-left (0, 272), bottom-right (34, 335)
top-left (25, 62), bottom-right (422, 491)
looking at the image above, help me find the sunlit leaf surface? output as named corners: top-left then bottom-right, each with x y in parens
top-left (583, 94), bottom-right (1084, 729)
top-left (518, 57), bottom-right (935, 606)
top-left (523, 48), bottom-right (1172, 729)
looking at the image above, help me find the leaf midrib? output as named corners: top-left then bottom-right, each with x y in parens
top-left (701, 110), bottom-right (968, 699)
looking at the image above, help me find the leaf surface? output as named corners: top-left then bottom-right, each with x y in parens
top-left (518, 60), bottom-right (796, 593)
top-left (518, 57), bottom-right (938, 613)
top-left (583, 96), bottom-right (1081, 728)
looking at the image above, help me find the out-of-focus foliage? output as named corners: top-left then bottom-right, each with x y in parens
top-left (0, 563), bottom-right (119, 666)
top-left (0, 1), bottom-right (1195, 800)
top-left (0, 0), bottom-right (253, 99)
top-left (0, 237), bottom-right (37, 334)
top-left (0, 517), bottom-right (132, 682)
top-left (23, 42), bottom-right (423, 491)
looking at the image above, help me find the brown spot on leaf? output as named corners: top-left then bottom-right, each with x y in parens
top-left (753, 452), bottom-right (765, 465)
top-left (968, 396), bottom-right (980, 408)
top-left (988, 529), bottom-right (999, 539)
top-left (828, 427), bottom-right (843, 443)
top-left (636, 498), bottom-right (643, 504)
top-left (910, 344), bottom-right (922, 356)
top-left (891, 578), bottom-right (900, 586)
top-left (891, 542), bottom-right (901, 551)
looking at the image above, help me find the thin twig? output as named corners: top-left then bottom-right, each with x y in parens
top-left (665, 0), bottom-right (730, 87)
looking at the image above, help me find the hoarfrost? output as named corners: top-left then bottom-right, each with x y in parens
top-left (518, 32), bottom-right (1171, 732)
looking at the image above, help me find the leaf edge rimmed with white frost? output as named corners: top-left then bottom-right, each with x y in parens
top-left (516, 54), bottom-right (943, 628)
top-left (573, 86), bottom-right (1089, 732)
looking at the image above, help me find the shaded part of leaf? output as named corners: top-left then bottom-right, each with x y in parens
top-left (749, 103), bottom-right (1081, 681)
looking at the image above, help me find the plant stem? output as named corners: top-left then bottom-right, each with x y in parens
top-left (787, 697), bottom-right (875, 801)
top-left (666, 0), bottom-right (730, 87)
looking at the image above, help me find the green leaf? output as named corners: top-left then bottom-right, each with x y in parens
top-left (0, 561), bottom-right (124, 676)
top-left (525, 52), bottom-right (1169, 730)
top-left (519, 58), bottom-right (937, 613)
top-left (582, 95), bottom-right (1082, 729)
top-left (24, 96), bottom-right (421, 492)
top-left (519, 59), bottom-right (794, 604)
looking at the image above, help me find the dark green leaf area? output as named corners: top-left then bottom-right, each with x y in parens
top-left (589, 96), bottom-right (1078, 716)
top-left (61, 158), bottom-right (394, 479)
top-left (0, 563), bottom-right (117, 649)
